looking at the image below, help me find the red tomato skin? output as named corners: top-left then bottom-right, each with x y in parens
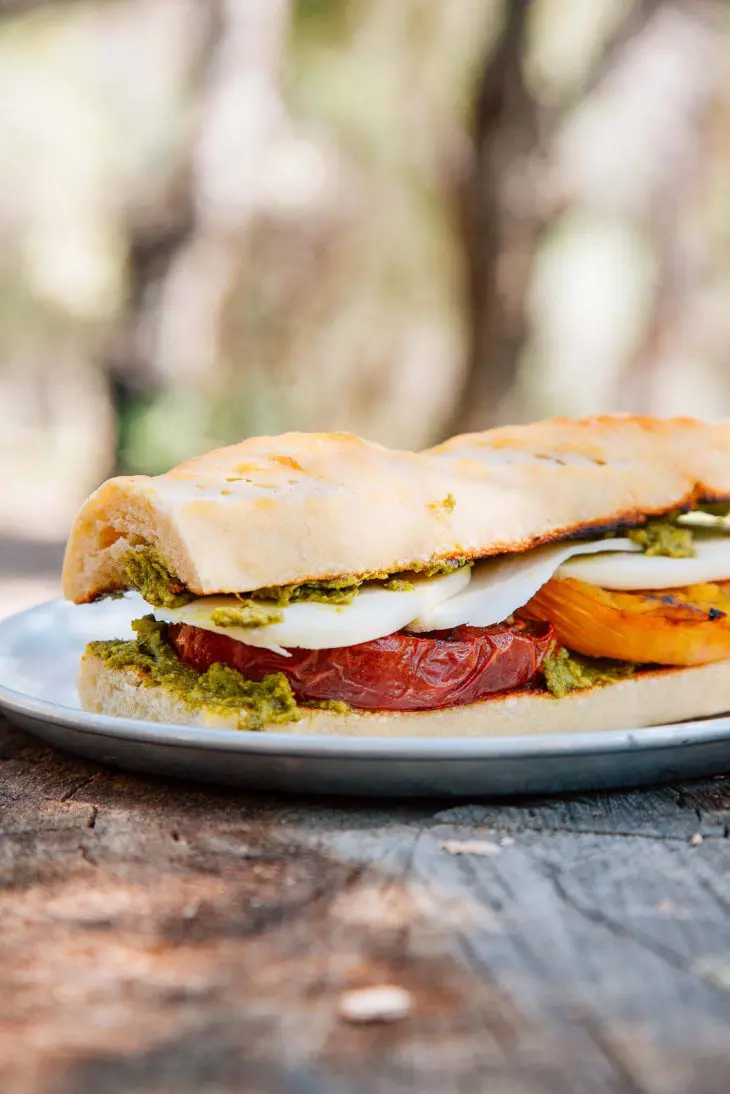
top-left (168, 620), bottom-right (555, 712)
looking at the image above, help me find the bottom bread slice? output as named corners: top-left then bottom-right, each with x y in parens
top-left (78, 652), bottom-right (730, 737)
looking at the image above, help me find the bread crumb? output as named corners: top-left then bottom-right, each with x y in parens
top-left (499, 836), bottom-right (515, 847)
top-left (441, 839), bottom-right (501, 857)
top-left (693, 957), bottom-right (730, 990)
top-left (690, 833), bottom-right (704, 846)
top-left (338, 985), bottom-right (412, 1024)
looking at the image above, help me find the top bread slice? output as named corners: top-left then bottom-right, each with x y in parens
top-left (62, 416), bottom-right (730, 603)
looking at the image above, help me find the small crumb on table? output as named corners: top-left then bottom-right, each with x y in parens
top-left (440, 839), bottom-right (501, 856)
top-left (338, 985), bottom-right (413, 1024)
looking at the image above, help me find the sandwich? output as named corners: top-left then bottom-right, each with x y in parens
top-left (62, 415), bottom-right (730, 737)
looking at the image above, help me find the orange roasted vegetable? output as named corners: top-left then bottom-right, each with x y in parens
top-left (522, 578), bottom-right (730, 666)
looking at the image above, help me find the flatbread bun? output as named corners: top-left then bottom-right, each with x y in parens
top-left (79, 653), bottom-right (730, 737)
top-left (63, 416), bottom-right (730, 603)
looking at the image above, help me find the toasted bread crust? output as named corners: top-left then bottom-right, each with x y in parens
top-left (63, 417), bottom-right (730, 602)
top-left (79, 651), bottom-right (730, 736)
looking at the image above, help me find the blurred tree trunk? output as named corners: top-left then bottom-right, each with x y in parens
top-left (106, 0), bottom-right (292, 471)
top-left (615, 2), bottom-right (720, 412)
top-left (449, 0), bottom-right (672, 436)
top-left (104, 3), bottom-right (220, 472)
top-left (449, 0), bottom-right (539, 436)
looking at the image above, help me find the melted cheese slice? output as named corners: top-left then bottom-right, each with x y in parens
top-left (153, 533), bottom-right (730, 652)
top-left (154, 566), bottom-right (471, 655)
top-left (557, 534), bottom-right (730, 590)
top-left (406, 538), bottom-right (640, 632)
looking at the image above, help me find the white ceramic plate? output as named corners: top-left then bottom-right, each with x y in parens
top-left (0, 596), bottom-right (729, 797)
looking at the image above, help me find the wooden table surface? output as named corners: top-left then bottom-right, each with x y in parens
top-left (3, 713), bottom-right (730, 1094)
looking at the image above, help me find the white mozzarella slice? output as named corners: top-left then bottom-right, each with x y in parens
top-left (557, 534), bottom-right (730, 590)
top-left (154, 566), bottom-right (472, 653)
top-left (677, 511), bottom-right (730, 530)
top-left (406, 538), bottom-right (640, 632)
top-left (155, 597), bottom-right (292, 656)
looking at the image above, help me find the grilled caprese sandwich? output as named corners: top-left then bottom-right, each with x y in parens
top-left (62, 416), bottom-right (730, 736)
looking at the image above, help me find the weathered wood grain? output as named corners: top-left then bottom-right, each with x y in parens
top-left (2, 714), bottom-right (730, 1094)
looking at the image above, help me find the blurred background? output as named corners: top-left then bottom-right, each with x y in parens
top-left (1, 0), bottom-right (729, 616)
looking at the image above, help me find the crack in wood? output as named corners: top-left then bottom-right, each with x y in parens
top-left (60, 772), bottom-right (100, 802)
top-left (672, 785), bottom-right (711, 827)
top-left (536, 856), bottom-right (730, 993)
top-left (579, 1016), bottom-right (647, 1094)
top-left (689, 862), bottom-right (730, 920)
top-left (451, 931), bottom-right (525, 1052)
top-left (457, 852), bottom-right (554, 980)
top-left (453, 822), bottom-right (720, 843)
top-left (78, 842), bottom-right (97, 868)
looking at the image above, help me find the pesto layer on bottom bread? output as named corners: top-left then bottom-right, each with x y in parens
top-left (88, 617), bottom-right (301, 730)
top-left (87, 616), bottom-right (645, 728)
top-left (541, 646), bottom-right (636, 698)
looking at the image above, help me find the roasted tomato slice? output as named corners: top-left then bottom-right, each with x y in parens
top-left (168, 619), bottom-right (556, 712)
top-left (523, 577), bottom-right (730, 665)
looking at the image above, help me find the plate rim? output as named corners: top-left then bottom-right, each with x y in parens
top-left (0, 598), bottom-right (728, 761)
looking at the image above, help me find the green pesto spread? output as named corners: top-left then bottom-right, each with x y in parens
top-left (254, 560), bottom-right (470, 606)
top-left (542, 646), bottom-right (636, 699)
top-left (123, 548), bottom-right (194, 609)
top-left (628, 521), bottom-right (696, 559)
top-left (697, 502), bottom-right (730, 518)
top-left (88, 616), bottom-right (299, 729)
top-left (256, 576), bottom-right (363, 606)
top-left (119, 545), bottom-right (470, 612)
top-left (382, 577), bottom-right (416, 592)
top-left (210, 601), bottom-right (284, 628)
top-left (306, 698), bottom-right (351, 714)
top-left (430, 493), bottom-right (456, 514)
top-left (414, 558), bottom-right (471, 579)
